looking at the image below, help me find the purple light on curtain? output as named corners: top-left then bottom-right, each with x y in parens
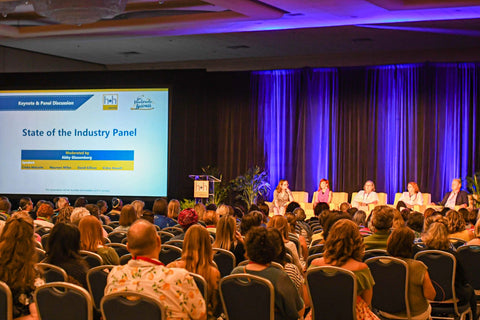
top-left (252, 69), bottom-right (302, 196)
top-left (300, 68), bottom-right (338, 195)
top-left (367, 64), bottom-right (421, 203)
top-left (428, 63), bottom-right (477, 199)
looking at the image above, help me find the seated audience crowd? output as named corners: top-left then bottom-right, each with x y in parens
top-left (2, 194), bottom-right (480, 320)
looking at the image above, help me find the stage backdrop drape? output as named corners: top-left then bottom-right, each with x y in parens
top-left (253, 63), bottom-right (480, 203)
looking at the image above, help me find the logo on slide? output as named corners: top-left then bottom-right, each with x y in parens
top-left (103, 94), bottom-right (118, 110)
top-left (131, 95), bottom-right (154, 110)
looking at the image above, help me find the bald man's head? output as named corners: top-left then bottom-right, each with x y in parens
top-left (127, 219), bottom-right (160, 257)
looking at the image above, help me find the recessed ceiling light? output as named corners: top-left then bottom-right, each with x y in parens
top-left (226, 45), bottom-right (250, 49)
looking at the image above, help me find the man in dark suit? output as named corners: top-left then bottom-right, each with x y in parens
top-left (439, 178), bottom-right (468, 209)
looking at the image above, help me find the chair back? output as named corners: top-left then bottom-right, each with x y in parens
top-left (366, 257), bottom-right (410, 316)
top-left (350, 192), bottom-right (358, 205)
top-left (87, 265), bottom-right (114, 312)
top-left (158, 244), bottom-right (182, 265)
top-left (414, 250), bottom-right (455, 301)
top-left (422, 193), bottom-right (432, 206)
top-left (107, 221), bottom-right (119, 228)
top-left (331, 192), bottom-right (349, 207)
top-left (36, 247), bottom-right (46, 262)
top-left (220, 274), bottom-right (274, 320)
top-left (362, 249), bottom-right (388, 262)
top-left (292, 191), bottom-right (308, 203)
top-left (107, 231), bottom-right (127, 244)
top-left (306, 253), bottom-right (323, 268)
top-left (288, 233), bottom-right (301, 253)
top-left (34, 282), bottom-right (93, 320)
top-left (79, 250), bottom-right (104, 268)
top-left (189, 272), bottom-right (207, 300)
top-left (448, 237), bottom-right (466, 249)
top-left (377, 193), bottom-right (388, 205)
top-left (0, 281), bottom-right (12, 320)
top-left (165, 240), bottom-right (184, 249)
top-left (102, 225), bottom-right (114, 233)
top-left (306, 266), bottom-right (357, 320)
top-left (119, 254), bottom-right (132, 265)
top-left (101, 291), bottom-right (165, 320)
top-left (393, 193), bottom-right (402, 207)
top-left (308, 244), bottom-right (324, 256)
top-left (456, 245), bottom-right (480, 290)
top-left (162, 227), bottom-right (183, 236)
top-left (36, 263), bottom-right (68, 282)
top-left (157, 231), bottom-right (174, 244)
top-left (35, 226), bottom-right (52, 237)
top-left (41, 233), bottom-right (50, 250)
top-left (105, 243), bottom-right (129, 257)
top-left (213, 248), bottom-right (236, 278)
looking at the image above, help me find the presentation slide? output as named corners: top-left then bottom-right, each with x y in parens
top-left (0, 88), bottom-right (169, 197)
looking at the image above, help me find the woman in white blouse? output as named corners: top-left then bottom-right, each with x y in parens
top-left (398, 182), bottom-right (423, 209)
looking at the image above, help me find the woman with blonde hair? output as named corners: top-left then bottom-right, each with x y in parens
top-left (130, 200), bottom-right (145, 219)
top-left (0, 214), bottom-right (44, 320)
top-left (267, 215), bottom-right (303, 272)
top-left (445, 210), bottom-right (474, 241)
top-left (168, 225), bottom-right (221, 319)
top-left (212, 215), bottom-right (245, 264)
top-left (310, 219), bottom-right (378, 320)
top-left (167, 199), bottom-right (181, 220)
top-left (79, 215), bottom-right (120, 265)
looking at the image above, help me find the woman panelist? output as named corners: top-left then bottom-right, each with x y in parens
top-left (397, 182), bottom-right (423, 210)
top-left (273, 180), bottom-right (294, 215)
top-left (313, 179), bottom-right (332, 207)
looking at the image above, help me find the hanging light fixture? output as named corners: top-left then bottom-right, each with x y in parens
top-left (31, 0), bottom-right (128, 25)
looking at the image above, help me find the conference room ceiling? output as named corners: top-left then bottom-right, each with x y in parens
top-left (0, 0), bottom-right (480, 69)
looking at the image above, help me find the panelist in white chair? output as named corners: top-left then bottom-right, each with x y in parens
top-left (397, 182), bottom-right (423, 210)
top-left (273, 180), bottom-right (294, 215)
top-left (352, 180), bottom-right (379, 208)
top-left (313, 179), bottom-right (332, 207)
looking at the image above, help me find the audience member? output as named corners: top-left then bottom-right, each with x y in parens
top-left (352, 210), bottom-right (370, 236)
top-left (285, 201), bottom-right (300, 215)
top-left (55, 205), bottom-right (74, 225)
top-left (153, 198), bottom-right (176, 229)
top-left (339, 202), bottom-right (351, 213)
top-left (0, 196), bottom-right (12, 218)
top-left (34, 203), bottom-right (54, 228)
top-left (386, 227), bottom-right (435, 319)
top-left (194, 202), bottom-right (206, 222)
top-left (363, 205), bottom-right (394, 250)
top-left (79, 215), bottom-right (120, 265)
top-left (167, 199), bottom-right (181, 220)
top-left (445, 209), bottom-right (473, 241)
top-left (45, 223), bottom-right (89, 288)
top-left (267, 215), bottom-right (303, 272)
top-left (466, 219), bottom-right (480, 246)
top-left (141, 209), bottom-right (154, 224)
top-left (73, 196), bottom-right (88, 208)
top-left (96, 200), bottom-right (111, 225)
top-left (203, 210), bottom-right (218, 233)
top-left (293, 207), bottom-right (312, 245)
top-left (107, 197), bottom-right (123, 221)
top-left (240, 213), bottom-right (261, 236)
top-left (310, 219), bottom-right (378, 319)
top-left (70, 207), bottom-right (90, 226)
top-left (213, 215), bottom-right (245, 264)
top-left (168, 225), bottom-right (221, 318)
top-left (420, 221), bottom-right (476, 320)
top-left (113, 204), bottom-right (137, 232)
top-left (172, 208), bottom-right (198, 240)
top-left (406, 211), bottom-right (424, 238)
top-left (105, 220), bottom-right (206, 320)
top-left (131, 200), bottom-right (145, 219)
top-left (0, 214), bottom-right (43, 320)
top-left (231, 227), bottom-right (304, 320)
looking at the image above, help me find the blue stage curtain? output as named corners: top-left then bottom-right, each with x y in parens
top-left (253, 63), bottom-right (479, 203)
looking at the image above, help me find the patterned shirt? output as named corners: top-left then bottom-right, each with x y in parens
top-left (105, 258), bottom-right (206, 320)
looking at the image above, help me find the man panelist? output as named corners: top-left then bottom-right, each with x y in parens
top-left (437, 178), bottom-right (469, 209)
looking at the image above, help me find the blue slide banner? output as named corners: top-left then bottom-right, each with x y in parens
top-left (0, 95), bottom-right (93, 111)
top-left (22, 150), bottom-right (134, 161)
